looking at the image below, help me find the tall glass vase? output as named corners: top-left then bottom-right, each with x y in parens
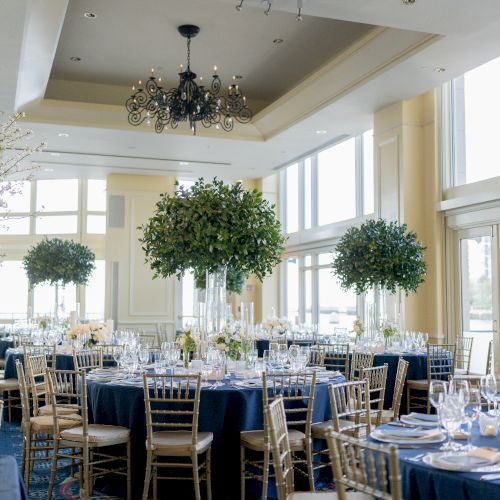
top-left (204, 265), bottom-right (227, 339)
top-left (53, 283), bottom-right (60, 325)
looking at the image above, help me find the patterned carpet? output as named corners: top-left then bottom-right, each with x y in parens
top-left (0, 421), bottom-right (120, 499)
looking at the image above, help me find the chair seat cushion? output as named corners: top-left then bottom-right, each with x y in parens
top-left (37, 404), bottom-right (79, 416)
top-left (61, 424), bottom-right (130, 446)
top-left (30, 414), bottom-right (81, 433)
top-left (149, 430), bottom-right (213, 456)
top-left (0, 378), bottom-right (19, 390)
top-left (241, 429), bottom-right (306, 451)
top-left (406, 379), bottom-right (428, 389)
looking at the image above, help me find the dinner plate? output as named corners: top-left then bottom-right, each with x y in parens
top-left (371, 428), bottom-right (445, 445)
top-left (423, 452), bottom-right (492, 472)
top-left (400, 415), bottom-right (439, 428)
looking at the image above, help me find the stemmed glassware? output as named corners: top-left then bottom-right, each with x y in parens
top-left (480, 374), bottom-right (496, 412)
top-left (462, 388), bottom-right (481, 450)
top-left (429, 380), bottom-right (448, 410)
top-left (439, 397), bottom-right (463, 451)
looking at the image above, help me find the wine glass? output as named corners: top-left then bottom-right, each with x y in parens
top-left (462, 388), bottom-right (481, 450)
top-left (449, 379), bottom-right (470, 407)
top-left (439, 398), bottom-right (462, 451)
top-left (278, 344), bottom-right (288, 369)
top-left (288, 345), bottom-right (300, 370)
top-left (429, 380), bottom-right (448, 410)
top-left (480, 374), bottom-right (496, 411)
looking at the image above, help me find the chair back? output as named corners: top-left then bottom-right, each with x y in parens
top-left (25, 354), bottom-right (49, 415)
top-left (100, 344), bottom-right (124, 360)
top-left (391, 358), bottom-right (409, 418)
top-left (318, 343), bottom-right (349, 377)
top-left (23, 344), bottom-right (56, 367)
top-left (329, 379), bottom-right (371, 438)
top-left (45, 368), bottom-right (86, 436)
top-left (486, 340), bottom-right (493, 374)
top-left (262, 371), bottom-right (316, 439)
top-left (265, 398), bottom-right (295, 500)
top-left (142, 373), bottom-right (202, 447)
top-left (350, 352), bottom-right (375, 380)
top-left (73, 348), bottom-right (103, 371)
top-left (360, 363), bottom-right (388, 427)
top-left (15, 361), bottom-right (32, 425)
top-left (456, 336), bottom-right (473, 373)
top-left (308, 347), bottom-right (325, 367)
top-left (326, 429), bottom-right (402, 500)
top-left (427, 343), bottom-right (455, 381)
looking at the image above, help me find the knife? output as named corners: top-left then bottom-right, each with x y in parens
top-left (480, 474), bottom-right (500, 481)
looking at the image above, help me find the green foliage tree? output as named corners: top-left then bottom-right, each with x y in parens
top-left (332, 219), bottom-right (426, 295)
top-left (140, 178), bottom-right (286, 285)
top-left (23, 238), bottom-right (95, 287)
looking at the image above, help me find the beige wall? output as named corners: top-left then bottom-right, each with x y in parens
top-left (105, 174), bottom-right (177, 338)
top-left (374, 91), bottom-right (446, 340)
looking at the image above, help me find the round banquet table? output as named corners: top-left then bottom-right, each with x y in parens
top-left (256, 339), bottom-right (314, 357)
top-left (87, 372), bottom-right (345, 500)
top-left (4, 351), bottom-right (115, 379)
top-left (0, 339), bottom-right (14, 359)
top-left (374, 421), bottom-right (500, 499)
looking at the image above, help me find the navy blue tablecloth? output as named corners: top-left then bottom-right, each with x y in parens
top-left (374, 422), bottom-right (500, 499)
top-left (87, 373), bottom-right (344, 500)
top-left (0, 339), bottom-right (13, 359)
top-left (0, 455), bottom-right (27, 500)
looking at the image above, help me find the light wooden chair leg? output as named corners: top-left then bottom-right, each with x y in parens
top-left (82, 445), bottom-right (90, 500)
top-left (206, 447), bottom-right (212, 500)
top-left (192, 451), bottom-right (201, 500)
top-left (47, 441), bottom-right (60, 500)
top-left (262, 450), bottom-right (270, 500)
top-left (406, 386), bottom-right (410, 414)
top-left (142, 451), bottom-right (152, 500)
top-left (24, 433), bottom-right (31, 491)
top-left (306, 442), bottom-right (315, 492)
top-left (240, 445), bottom-right (246, 500)
top-left (153, 462), bottom-right (158, 500)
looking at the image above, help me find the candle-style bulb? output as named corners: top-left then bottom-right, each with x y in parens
top-left (213, 65), bottom-right (218, 73)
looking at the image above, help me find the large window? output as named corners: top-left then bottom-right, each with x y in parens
top-left (452, 56), bottom-right (500, 185)
top-left (0, 178), bottom-right (107, 320)
top-left (280, 131), bottom-right (373, 324)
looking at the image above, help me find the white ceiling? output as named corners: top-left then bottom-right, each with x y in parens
top-left (3, 0), bottom-right (500, 180)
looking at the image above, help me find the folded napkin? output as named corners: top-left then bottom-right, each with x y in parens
top-left (468, 448), bottom-right (500, 465)
top-left (408, 412), bottom-right (439, 422)
top-left (379, 427), bottom-right (442, 441)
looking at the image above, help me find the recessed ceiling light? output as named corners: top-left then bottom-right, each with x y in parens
top-left (44, 168), bottom-right (54, 172)
top-left (58, 133), bottom-right (69, 138)
top-left (273, 38), bottom-right (284, 44)
top-left (434, 67), bottom-right (446, 73)
top-left (50, 152), bottom-right (60, 157)
top-left (83, 12), bottom-right (97, 19)
top-left (315, 130), bottom-right (327, 135)
top-left (70, 56), bottom-right (82, 62)
top-left (179, 161), bottom-right (190, 166)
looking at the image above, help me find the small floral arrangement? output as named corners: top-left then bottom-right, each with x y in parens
top-left (212, 328), bottom-right (242, 360)
top-left (38, 316), bottom-right (51, 330)
top-left (68, 322), bottom-right (109, 347)
top-left (382, 324), bottom-right (399, 340)
top-left (177, 328), bottom-right (199, 353)
top-left (263, 318), bottom-right (291, 334)
top-left (352, 319), bottom-right (364, 337)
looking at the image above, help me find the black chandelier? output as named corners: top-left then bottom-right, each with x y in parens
top-left (125, 25), bottom-right (252, 135)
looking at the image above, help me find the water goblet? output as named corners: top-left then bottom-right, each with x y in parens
top-left (480, 374), bottom-right (496, 412)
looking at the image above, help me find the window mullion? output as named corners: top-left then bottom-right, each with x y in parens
top-left (355, 135), bottom-right (364, 217)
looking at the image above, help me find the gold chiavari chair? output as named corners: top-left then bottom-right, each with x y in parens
top-left (100, 343), bottom-right (124, 364)
top-left (350, 352), bottom-right (375, 381)
top-left (380, 358), bottom-right (409, 423)
top-left (72, 348), bottom-right (104, 371)
top-left (406, 343), bottom-right (456, 414)
top-left (318, 343), bottom-right (350, 377)
top-left (46, 369), bottom-right (131, 500)
top-left (240, 371), bottom-right (317, 499)
top-left (308, 347), bottom-right (325, 367)
top-left (326, 429), bottom-right (403, 500)
top-left (0, 359), bottom-right (20, 421)
top-left (16, 361), bottom-right (80, 493)
top-left (142, 373), bottom-right (212, 500)
top-left (360, 363), bottom-right (388, 427)
top-left (312, 379), bottom-right (371, 473)
top-left (25, 353), bottom-right (48, 413)
top-left (455, 336), bottom-right (473, 375)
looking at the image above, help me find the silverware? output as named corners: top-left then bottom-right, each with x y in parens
top-left (480, 474), bottom-right (500, 481)
top-left (407, 453), bottom-right (426, 462)
top-left (387, 421), bottom-right (419, 428)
